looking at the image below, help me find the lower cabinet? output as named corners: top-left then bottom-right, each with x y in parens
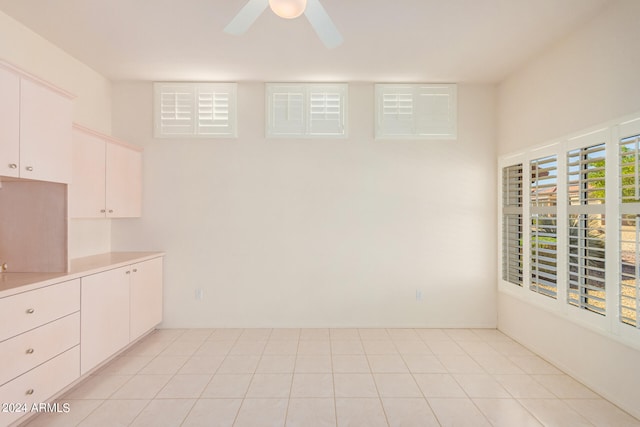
top-left (130, 257), bottom-right (164, 341)
top-left (80, 257), bottom-right (163, 375)
top-left (80, 266), bottom-right (131, 375)
top-left (0, 347), bottom-right (80, 427)
top-left (0, 254), bottom-right (163, 426)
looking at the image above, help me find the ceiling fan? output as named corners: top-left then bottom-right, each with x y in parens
top-left (224, 0), bottom-right (343, 49)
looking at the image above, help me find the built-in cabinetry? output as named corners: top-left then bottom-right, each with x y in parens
top-left (80, 267), bottom-right (130, 375)
top-left (0, 253), bottom-right (163, 427)
top-left (0, 63), bottom-right (73, 184)
top-left (0, 280), bottom-right (81, 427)
top-left (69, 124), bottom-right (142, 218)
top-left (80, 256), bottom-right (162, 374)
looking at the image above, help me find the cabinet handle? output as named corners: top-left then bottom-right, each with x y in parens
top-left (26, 348), bottom-right (34, 355)
top-left (25, 166), bottom-right (34, 171)
top-left (108, 209), bottom-right (114, 213)
top-left (26, 308), bottom-right (35, 314)
top-left (126, 270), bottom-right (131, 275)
top-left (8, 163), bottom-right (17, 169)
top-left (133, 268), bottom-right (138, 273)
top-left (100, 209), bottom-right (106, 213)
top-left (25, 389), bottom-right (34, 396)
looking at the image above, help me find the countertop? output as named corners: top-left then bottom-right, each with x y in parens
top-left (0, 252), bottom-right (164, 297)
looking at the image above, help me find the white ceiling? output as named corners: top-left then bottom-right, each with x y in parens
top-left (0, 0), bottom-right (611, 83)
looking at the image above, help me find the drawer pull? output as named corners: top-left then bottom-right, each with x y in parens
top-left (25, 166), bottom-right (34, 172)
top-left (8, 163), bottom-right (17, 169)
top-left (26, 348), bottom-right (35, 355)
top-left (133, 268), bottom-right (138, 273)
top-left (25, 389), bottom-right (34, 395)
top-left (26, 308), bottom-right (35, 314)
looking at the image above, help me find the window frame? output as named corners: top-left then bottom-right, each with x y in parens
top-left (498, 115), bottom-right (640, 350)
top-left (153, 82), bottom-right (238, 139)
top-left (265, 83), bottom-right (348, 138)
top-left (374, 83), bottom-right (457, 140)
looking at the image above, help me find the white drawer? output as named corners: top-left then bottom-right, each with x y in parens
top-left (0, 312), bottom-right (80, 386)
top-left (0, 279), bottom-right (80, 342)
top-left (0, 346), bottom-right (79, 427)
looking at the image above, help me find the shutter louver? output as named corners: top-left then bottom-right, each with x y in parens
top-left (530, 155), bottom-right (558, 298)
top-left (567, 143), bottom-right (606, 315)
top-left (502, 164), bottom-right (523, 286)
top-left (620, 134), bottom-right (640, 328)
top-left (154, 82), bottom-right (237, 138)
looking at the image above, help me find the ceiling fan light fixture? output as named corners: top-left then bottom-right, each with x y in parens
top-left (268, 0), bottom-right (307, 19)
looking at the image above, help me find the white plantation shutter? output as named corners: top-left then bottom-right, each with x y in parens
top-left (375, 84), bottom-right (456, 139)
top-left (567, 143), bottom-right (606, 315)
top-left (156, 84), bottom-right (195, 136)
top-left (266, 83), bottom-right (347, 138)
top-left (269, 86), bottom-right (306, 135)
top-left (154, 82), bottom-right (237, 138)
top-left (502, 164), bottom-right (524, 286)
top-left (620, 133), bottom-right (640, 328)
top-left (530, 155), bottom-right (558, 299)
top-left (309, 90), bottom-right (344, 135)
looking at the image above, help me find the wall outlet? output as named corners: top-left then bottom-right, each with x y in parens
top-left (415, 289), bottom-right (423, 301)
top-left (195, 288), bottom-right (204, 300)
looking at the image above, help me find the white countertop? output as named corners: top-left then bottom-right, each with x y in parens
top-left (0, 252), bottom-right (164, 297)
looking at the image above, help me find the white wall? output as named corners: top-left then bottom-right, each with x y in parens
top-left (111, 82), bottom-right (498, 328)
top-left (0, 11), bottom-right (113, 258)
top-left (498, 0), bottom-right (640, 155)
top-left (497, 0), bottom-right (640, 418)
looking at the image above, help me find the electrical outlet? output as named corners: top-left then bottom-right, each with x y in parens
top-left (415, 289), bottom-right (423, 301)
top-left (195, 288), bottom-right (204, 300)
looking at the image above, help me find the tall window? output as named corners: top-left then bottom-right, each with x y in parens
top-left (620, 134), bottom-right (640, 327)
top-left (530, 155), bottom-right (558, 298)
top-left (567, 143), bottom-right (606, 315)
top-left (502, 164), bottom-right (523, 286)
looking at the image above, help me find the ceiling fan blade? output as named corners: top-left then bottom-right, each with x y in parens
top-left (304, 0), bottom-right (343, 49)
top-left (224, 0), bottom-right (269, 35)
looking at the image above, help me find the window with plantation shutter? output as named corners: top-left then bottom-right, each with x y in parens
top-left (154, 82), bottom-right (237, 138)
top-left (620, 134), bottom-right (640, 328)
top-left (266, 83), bottom-right (347, 138)
top-left (375, 84), bottom-right (456, 140)
top-left (502, 164), bottom-right (523, 286)
top-left (530, 155), bottom-right (558, 299)
top-left (567, 143), bottom-right (606, 315)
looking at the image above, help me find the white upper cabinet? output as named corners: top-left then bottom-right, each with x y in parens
top-left (69, 125), bottom-right (142, 219)
top-left (0, 63), bottom-right (73, 183)
top-left (0, 67), bottom-right (20, 178)
top-left (106, 142), bottom-right (142, 218)
top-left (69, 128), bottom-right (106, 217)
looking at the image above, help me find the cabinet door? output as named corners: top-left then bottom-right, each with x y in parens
top-left (106, 143), bottom-right (142, 218)
top-left (69, 129), bottom-right (107, 218)
top-left (0, 67), bottom-right (20, 178)
top-left (130, 257), bottom-right (163, 340)
top-left (19, 78), bottom-right (73, 184)
top-left (80, 267), bottom-right (130, 374)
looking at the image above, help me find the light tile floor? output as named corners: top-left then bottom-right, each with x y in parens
top-left (23, 328), bottom-right (640, 427)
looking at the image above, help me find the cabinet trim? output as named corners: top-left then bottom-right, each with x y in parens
top-left (0, 61), bottom-right (75, 100)
top-left (73, 123), bottom-right (143, 153)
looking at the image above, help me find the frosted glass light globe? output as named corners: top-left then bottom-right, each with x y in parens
top-left (269, 0), bottom-right (307, 19)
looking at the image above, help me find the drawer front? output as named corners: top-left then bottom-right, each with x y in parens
top-left (0, 312), bottom-right (80, 386)
top-left (0, 279), bottom-right (80, 342)
top-left (0, 346), bottom-right (79, 427)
